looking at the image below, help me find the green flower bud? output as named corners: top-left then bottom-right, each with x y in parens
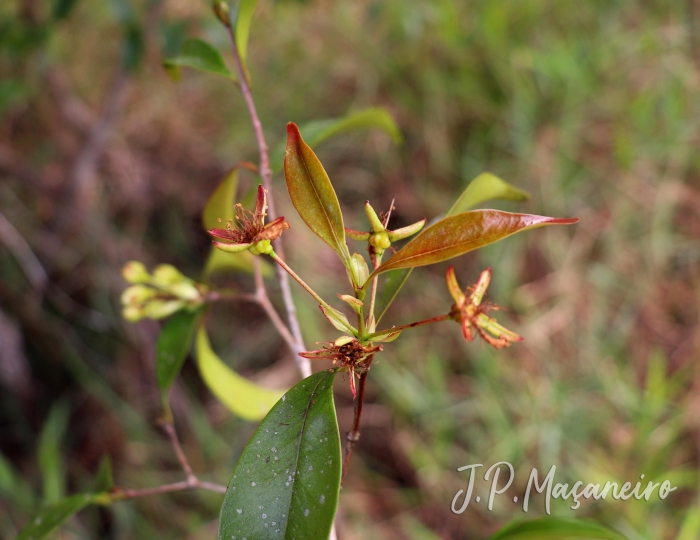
top-left (122, 305), bottom-right (145, 322)
top-left (152, 264), bottom-right (185, 285)
top-left (212, 0), bottom-right (231, 26)
top-left (170, 282), bottom-right (202, 302)
top-left (121, 285), bottom-right (157, 306)
top-left (347, 253), bottom-right (370, 289)
top-left (143, 299), bottom-right (186, 320)
top-left (364, 202), bottom-right (386, 233)
top-left (122, 261), bottom-right (150, 284)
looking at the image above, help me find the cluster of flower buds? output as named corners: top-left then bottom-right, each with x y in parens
top-left (346, 201), bottom-right (426, 258)
top-left (446, 266), bottom-right (523, 349)
top-left (121, 261), bottom-right (208, 322)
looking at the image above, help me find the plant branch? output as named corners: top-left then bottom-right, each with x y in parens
top-left (342, 370), bottom-right (368, 484)
top-left (162, 422), bottom-right (196, 482)
top-left (110, 478), bottom-right (227, 501)
top-left (226, 24), bottom-right (311, 377)
top-left (252, 257), bottom-right (298, 353)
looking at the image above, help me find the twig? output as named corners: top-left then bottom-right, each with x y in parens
top-left (111, 478), bottom-right (227, 501)
top-left (0, 211), bottom-right (48, 293)
top-left (162, 422), bottom-right (196, 482)
top-left (342, 370), bottom-right (368, 484)
top-left (225, 25), bottom-right (311, 378)
top-left (252, 257), bottom-right (299, 353)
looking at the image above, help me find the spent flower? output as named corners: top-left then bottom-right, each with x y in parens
top-left (207, 185), bottom-right (289, 255)
top-left (299, 336), bottom-right (382, 398)
top-left (446, 266), bottom-right (523, 349)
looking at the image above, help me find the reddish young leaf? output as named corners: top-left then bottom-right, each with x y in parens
top-left (284, 123), bottom-right (350, 266)
top-left (367, 210), bottom-right (578, 280)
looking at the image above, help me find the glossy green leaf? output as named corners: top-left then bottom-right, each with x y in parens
top-left (272, 108), bottom-right (401, 171)
top-left (155, 308), bottom-right (203, 409)
top-left (219, 370), bottom-right (341, 540)
top-left (17, 493), bottom-right (101, 540)
top-left (448, 172), bottom-right (530, 216)
top-left (202, 167), bottom-right (238, 231)
top-left (284, 123), bottom-right (351, 266)
top-left (196, 327), bottom-right (284, 421)
top-left (235, 0), bottom-right (258, 85)
top-left (489, 517), bottom-right (628, 540)
top-left (368, 211), bottom-right (579, 280)
top-left (163, 38), bottom-right (234, 80)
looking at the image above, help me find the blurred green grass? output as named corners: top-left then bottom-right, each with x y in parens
top-left (1, 0), bottom-right (699, 538)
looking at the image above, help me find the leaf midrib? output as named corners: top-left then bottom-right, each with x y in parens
top-left (281, 371), bottom-right (328, 538)
top-left (296, 145), bottom-right (345, 257)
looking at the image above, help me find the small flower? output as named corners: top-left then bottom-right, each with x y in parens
top-left (446, 266), bottom-right (523, 349)
top-left (207, 185), bottom-right (289, 255)
top-left (299, 336), bottom-right (382, 398)
top-left (346, 201), bottom-right (425, 258)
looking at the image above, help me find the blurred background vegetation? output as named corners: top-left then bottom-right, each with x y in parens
top-left (1, 0), bottom-right (699, 538)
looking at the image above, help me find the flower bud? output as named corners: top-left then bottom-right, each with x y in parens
top-left (143, 299), bottom-right (186, 320)
top-left (152, 264), bottom-right (185, 285)
top-left (121, 285), bottom-right (156, 306)
top-left (122, 261), bottom-right (150, 284)
top-left (348, 253), bottom-right (370, 289)
top-left (122, 305), bottom-right (145, 322)
top-left (364, 201), bottom-right (386, 233)
top-left (170, 282), bottom-right (202, 302)
top-left (212, 0), bottom-right (231, 26)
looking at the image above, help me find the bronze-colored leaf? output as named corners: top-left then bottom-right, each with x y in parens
top-left (367, 210), bottom-right (578, 280)
top-left (284, 123), bottom-right (350, 267)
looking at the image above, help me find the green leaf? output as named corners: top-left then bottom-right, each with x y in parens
top-left (38, 402), bottom-right (70, 504)
top-left (122, 23), bottom-right (144, 73)
top-left (52, 0), bottom-right (81, 20)
top-left (202, 167), bottom-right (239, 231)
top-left (163, 38), bottom-right (234, 80)
top-left (489, 517), bottom-right (628, 540)
top-left (235, 0), bottom-right (258, 85)
top-left (448, 172), bottom-right (530, 216)
top-left (92, 455), bottom-right (114, 493)
top-left (368, 210), bottom-right (579, 280)
top-left (284, 122), bottom-right (351, 267)
top-left (196, 327), bottom-right (284, 421)
top-left (155, 308), bottom-right (204, 410)
top-left (272, 108), bottom-right (402, 171)
top-left (219, 370), bottom-right (341, 540)
top-left (17, 493), bottom-right (100, 540)
top-left (203, 246), bottom-right (259, 278)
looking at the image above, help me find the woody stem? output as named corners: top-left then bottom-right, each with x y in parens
top-left (342, 369), bottom-right (368, 485)
top-left (226, 23), bottom-right (310, 377)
